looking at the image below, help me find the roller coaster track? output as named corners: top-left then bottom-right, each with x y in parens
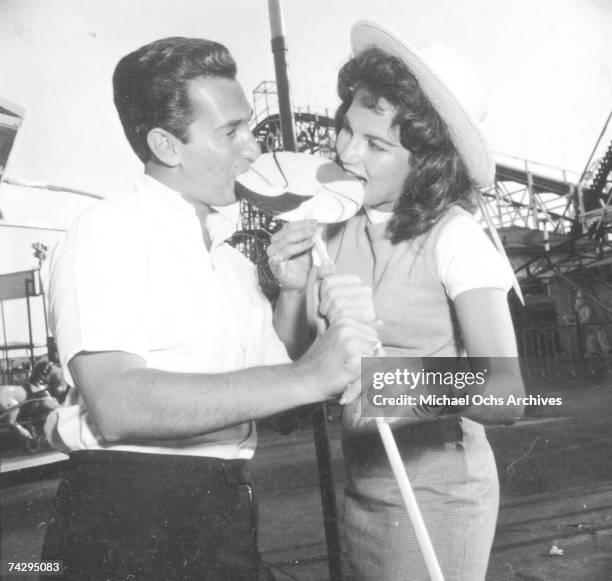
top-left (495, 163), bottom-right (574, 197)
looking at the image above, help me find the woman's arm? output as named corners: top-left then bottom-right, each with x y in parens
top-left (453, 287), bottom-right (525, 424)
top-left (273, 288), bottom-right (312, 359)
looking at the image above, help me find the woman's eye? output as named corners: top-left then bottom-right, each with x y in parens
top-left (367, 139), bottom-right (384, 151)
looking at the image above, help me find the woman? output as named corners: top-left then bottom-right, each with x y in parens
top-left (269, 21), bottom-right (524, 580)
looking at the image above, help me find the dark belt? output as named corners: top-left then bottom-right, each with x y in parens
top-left (344, 416), bottom-right (466, 451)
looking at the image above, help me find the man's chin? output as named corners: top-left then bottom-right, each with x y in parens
top-left (215, 187), bottom-right (238, 207)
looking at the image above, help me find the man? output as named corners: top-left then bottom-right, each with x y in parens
top-left (41, 37), bottom-right (378, 580)
top-left (574, 291), bottom-right (610, 356)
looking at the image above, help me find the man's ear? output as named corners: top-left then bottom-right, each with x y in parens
top-left (147, 128), bottom-right (180, 167)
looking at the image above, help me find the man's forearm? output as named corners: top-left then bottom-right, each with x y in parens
top-left (71, 315), bottom-right (380, 443)
top-left (80, 362), bottom-right (317, 443)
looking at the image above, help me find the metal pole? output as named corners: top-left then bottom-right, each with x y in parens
top-left (266, 2), bottom-right (343, 578)
top-left (312, 404), bottom-right (344, 581)
top-left (267, 0), bottom-right (298, 152)
top-left (524, 158), bottom-right (538, 230)
top-left (33, 266), bottom-right (50, 338)
top-left (25, 276), bottom-right (35, 365)
top-left (0, 300), bottom-right (9, 375)
top-left (540, 218), bottom-right (551, 297)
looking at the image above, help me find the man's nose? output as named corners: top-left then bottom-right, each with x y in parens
top-left (242, 131), bottom-right (261, 162)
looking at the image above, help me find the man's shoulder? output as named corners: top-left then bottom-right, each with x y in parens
top-left (71, 181), bottom-right (149, 232)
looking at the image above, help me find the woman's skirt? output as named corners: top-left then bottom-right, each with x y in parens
top-left (343, 417), bottom-right (499, 581)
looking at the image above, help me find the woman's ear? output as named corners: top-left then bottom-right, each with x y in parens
top-left (147, 128), bottom-right (180, 167)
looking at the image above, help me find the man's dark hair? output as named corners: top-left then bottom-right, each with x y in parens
top-left (113, 37), bottom-right (237, 163)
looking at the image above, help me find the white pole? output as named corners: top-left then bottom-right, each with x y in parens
top-left (376, 417), bottom-right (445, 581)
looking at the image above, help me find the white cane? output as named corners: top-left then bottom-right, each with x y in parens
top-left (313, 232), bottom-right (445, 581)
top-left (375, 417), bottom-right (444, 581)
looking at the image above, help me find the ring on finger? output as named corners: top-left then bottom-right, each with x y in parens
top-left (370, 340), bottom-right (382, 356)
top-left (270, 252), bottom-right (286, 264)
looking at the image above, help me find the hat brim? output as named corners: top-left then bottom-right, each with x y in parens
top-left (351, 21), bottom-right (495, 188)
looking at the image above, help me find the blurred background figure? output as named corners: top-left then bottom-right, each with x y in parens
top-left (23, 361), bottom-right (63, 412)
top-left (574, 291), bottom-right (610, 357)
top-left (0, 383), bottom-right (32, 443)
top-left (0, 360), bottom-right (66, 452)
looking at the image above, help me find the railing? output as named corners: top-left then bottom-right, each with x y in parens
top-left (0, 367), bottom-right (29, 386)
top-left (493, 152), bottom-right (581, 188)
top-left (481, 153), bottom-right (580, 237)
top-left (517, 320), bottom-right (612, 382)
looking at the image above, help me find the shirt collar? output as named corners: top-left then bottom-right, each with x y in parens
top-left (136, 173), bottom-right (196, 216)
top-left (135, 174), bottom-right (240, 249)
top-left (208, 204), bottom-right (242, 248)
top-left (365, 206), bottom-right (393, 224)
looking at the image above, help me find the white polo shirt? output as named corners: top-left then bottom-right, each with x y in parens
top-left (46, 174), bottom-right (289, 459)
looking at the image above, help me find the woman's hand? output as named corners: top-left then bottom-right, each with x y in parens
top-left (316, 267), bottom-right (382, 406)
top-left (267, 220), bottom-right (318, 291)
top-left (318, 273), bottom-right (378, 327)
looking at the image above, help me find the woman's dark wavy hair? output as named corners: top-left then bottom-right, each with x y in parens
top-left (335, 47), bottom-right (475, 242)
top-left (113, 37), bottom-right (237, 163)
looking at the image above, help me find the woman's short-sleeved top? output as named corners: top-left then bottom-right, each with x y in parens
top-left (326, 205), bottom-right (513, 358)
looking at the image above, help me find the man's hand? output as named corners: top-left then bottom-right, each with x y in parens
top-left (267, 220), bottom-right (317, 291)
top-left (295, 317), bottom-right (381, 401)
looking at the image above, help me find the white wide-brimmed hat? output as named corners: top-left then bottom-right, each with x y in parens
top-left (351, 20), bottom-right (495, 188)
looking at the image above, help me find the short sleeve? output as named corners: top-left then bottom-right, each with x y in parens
top-left (236, 249), bottom-right (291, 367)
top-left (48, 203), bottom-right (149, 383)
top-left (435, 215), bottom-right (514, 300)
top-left (261, 312), bottom-right (291, 366)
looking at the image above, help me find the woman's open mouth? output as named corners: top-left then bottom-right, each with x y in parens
top-left (341, 167), bottom-right (367, 184)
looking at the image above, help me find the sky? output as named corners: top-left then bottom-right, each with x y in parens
top-left (0, 0), bottom-right (611, 343)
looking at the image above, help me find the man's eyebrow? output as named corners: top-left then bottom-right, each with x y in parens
top-left (215, 109), bottom-right (254, 132)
